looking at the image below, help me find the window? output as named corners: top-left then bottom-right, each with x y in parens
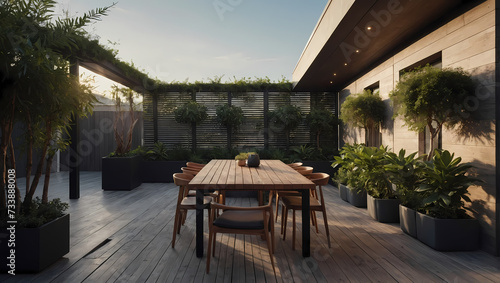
top-left (364, 82), bottom-right (381, 147)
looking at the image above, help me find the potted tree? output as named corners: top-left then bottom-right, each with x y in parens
top-left (0, 0), bottom-right (111, 272)
top-left (390, 66), bottom-right (476, 159)
top-left (305, 108), bottom-right (337, 150)
top-left (102, 86), bottom-right (142, 191)
top-left (215, 103), bottom-right (244, 150)
top-left (414, 150), bottom-right (481, 251)
top-left (340, 90), bottom-right (386, 147)
top-left (269, 104), bottom-right (302, 151)
top-left (173, 100), bottom-right (208, 152)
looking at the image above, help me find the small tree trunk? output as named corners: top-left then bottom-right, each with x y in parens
top-left (42, 153), bottom-right (55, 204)
top-left (191, 122), bottom-right (197, 152)
top-left (7, 137), bottom-right (21, 214)
top-left (316, 131), bottom-right (321, 150)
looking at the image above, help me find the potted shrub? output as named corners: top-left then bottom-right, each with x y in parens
top-left (235, 152), bottom-right (249, 166)
top-left (332, 144), bottom-right (367, 207)
top-left (355, 145), bottom-right (400, 223)
top-left (384, 149), bottom-right (426, 236)
top-left (340, 90), bottom-right (386, 147)
top-left (269, 104), bottom-right (303, 151)
top-left (390, 66), bottom-right (476, 159)
top-left (215, 104), bottom-right (244, 150)
top-left (333, 167), bottom-right (349, 202)
top-left (415, 150), bottom-right (481, 251)
top-left (0, 0), bottom-right (111, 272)
top-left (102, 86), bottom-right (142, 191)
top-left (173, 100), bottom-right (208, 152)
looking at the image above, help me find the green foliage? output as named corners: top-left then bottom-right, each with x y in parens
top-left (269, 104), bottom-right (303, 149)
top-left (416, 150), bottom-right (480, 219)
top-left (340, 90), bottom-right (385, 130)
top-left (306, 108), bottom-right (337, 149)
top-left (235, 152), bottom-right (249, 160)
top-left (352, 145), bottom-right (394, 199)
top-left (332, 144), bottom-right (366, 193)
top-left (144, 142), bottom-right (169, 161)
top-left (290, 144), bottom-right (321, 161)
top-left (13, 198), bottom-right (69, 228)
top-left (390, 66), bottom-right (476, 158)
top-left (215, 104), bottom-right (244, 132)
top-left (384, 149), bottom-right (426, 209)
top-left (174, 100), bottom-right (208, 125)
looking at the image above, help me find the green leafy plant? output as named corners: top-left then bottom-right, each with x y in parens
top-left (416, 150), bottom-right (480, 219)
top-left (12, 198), bottom-right (69, 228)
top-left (340, 90), bottom-right (385, 146)
top-left (390, 66), bottom-right (476, 159)
top-left (269, 104), bottom-right (302, 150)
top-left (216, 104), bottom-right (244, 132)
top-left (332, 144), bottom-right (366, 193)
top-left (384, 149), bottom-right (426, 208)
top-left (144, 142), bottom-right (169, 161)
top-left (306, 108), bottom-right (337, 150)
top-left (174, 100), bottom-right (208, 151)
top-left (290, 144), bottom-right (320, 161)
top-left (353, 145), bottom-right (394, 199)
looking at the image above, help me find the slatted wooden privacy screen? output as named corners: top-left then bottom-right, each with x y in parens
top-left (143, 91), bottom-right (336, 150)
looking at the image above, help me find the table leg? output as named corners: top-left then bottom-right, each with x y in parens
top-left (301, 189), bottom-right (310, 257)
top-left (196, 190), bottom-right (204, 258)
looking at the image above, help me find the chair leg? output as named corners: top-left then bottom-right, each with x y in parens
top-left (265, 230), bottom-right (276, 274)
top-left (282, 207), bottom-right (288, 240)
top-left (312, 211), bottom-right (319, 233)
top-left (292, 210), bottom-right (296, 250)
top-left (323, 209), bottom-right (331, 248)
top-left (275, 192), bottom-right (280, 222)
top-left (172, 209), bottom-right (180, 248)
top-left (206, 229), bottom-right (213, 273)
top-left (212, 232), bottom-right (217, 257)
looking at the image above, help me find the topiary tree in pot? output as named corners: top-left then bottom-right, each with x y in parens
top-left (340, 90), bottom-right (386, 147)
top-left (389, 66), bottom-right (476, 160)
top-left (215, 104), bottom-right (244, 150)
top-left (269, 104), bottom-right (302, 151)
top-left (306, 108), bottom-right (337, 150)
top-left (174, 100), bottom-right (208, 152)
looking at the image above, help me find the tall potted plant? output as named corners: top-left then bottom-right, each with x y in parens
top-left (340, 90), bottom-right (385, 147)
top-left (389, 66), bottom-right (476, 160)
top-left (0, 0), bottom-right (111, 272)
top-left (102, 86), bottom-right (142, 191)
top-left (174, 100), bottom-right (208, 152)
top-left (215, 104), bottom-right (244, 150)
top-left (414, 150), bottom-right (480, 251)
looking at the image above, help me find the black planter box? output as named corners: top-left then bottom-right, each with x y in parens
top-left (346, 186), bottom-right (367, 208)
top-left (141, 160), bottom-right (187, 183)
top-left (102, 155), bottom-right (142, 190)
top-left (338, 183), bottom-right (348, 202)
top-left (0, 214), bottom-right (70, 273)
top-left (416, 212), bottom-right (480, 251)
top-left (399, 205), bottom-right (417, 238)
top-left (367, 194), bottom-right (400, 223)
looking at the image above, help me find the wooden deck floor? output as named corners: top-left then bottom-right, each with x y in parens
top-left (2, 171), bottom-right (500, 282)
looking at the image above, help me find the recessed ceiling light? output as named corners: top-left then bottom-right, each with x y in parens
top-left (366, 26), bottom-right (372, 30)
top-left (344, 63), bottom-right (348, 66)
top-left (330, 81), bottom-right (333, 84)
top-left (356, 50), bottom-right (360, 53)
top-left (333, 73), bottom-right (337, 76)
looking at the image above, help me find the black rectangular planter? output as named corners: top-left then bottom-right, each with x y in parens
top-left (0, 214), bottom-right (70, 273)
top-left (399, 205), bottom-right (417, 238)
top-left (346, 186), bottom-right (367, 208)
top-left (338, 183), bottom-right (348, 202)
top-left (416, 212), bottom-right (480, 251)
top-left (141, 160), bottom-right (187, 183)
top-left (102, 155), bottom-right (142, 190)
top-left (367, 194), bottom-right (400, 223)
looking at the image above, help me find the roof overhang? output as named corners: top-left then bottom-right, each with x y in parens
top-left (292, 0), bottom-right (485, 92)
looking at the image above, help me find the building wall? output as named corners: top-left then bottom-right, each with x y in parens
top-left (339, 0), bottom-right (497, 253)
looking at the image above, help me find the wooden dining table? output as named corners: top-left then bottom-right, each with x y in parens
top-left (187, 159), bottom-right (316, 258)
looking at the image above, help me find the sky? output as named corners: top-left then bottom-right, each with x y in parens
top-left (55, 0), bottom-right (327, 93)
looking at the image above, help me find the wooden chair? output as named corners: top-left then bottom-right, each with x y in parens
top-left (172, 173), bottom-right (213, 248)
top-left (206, 191), bottom-right (275, 274)
top-left (287, 162), bottom-right (303, 168)
top-left (181, 167), bottom-right (199, 176)
top-left (186, 162), bottom-right (205, 169)
top-left (294, 166), bottom-right (314, 176)
top-left (281, 173), bottom-right (331, 250)
top-left (275, 166), bottom-right (314, 222)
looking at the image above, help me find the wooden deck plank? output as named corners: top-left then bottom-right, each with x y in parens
top-left (2, 171), bottom-right (500, 283)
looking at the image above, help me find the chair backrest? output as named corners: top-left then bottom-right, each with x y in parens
top-left (287, 162), bottom-right (303, 168)
top-left (181, 167), bottom-right (199, 175)
top-left (186, 162), bottom-right (205, 169)
top-left (307, 173), bottom-right (330, 186)
top-left (295, 166), bottom-right (314, 175)
top-left (173, 173), bottom-right (193, 186)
